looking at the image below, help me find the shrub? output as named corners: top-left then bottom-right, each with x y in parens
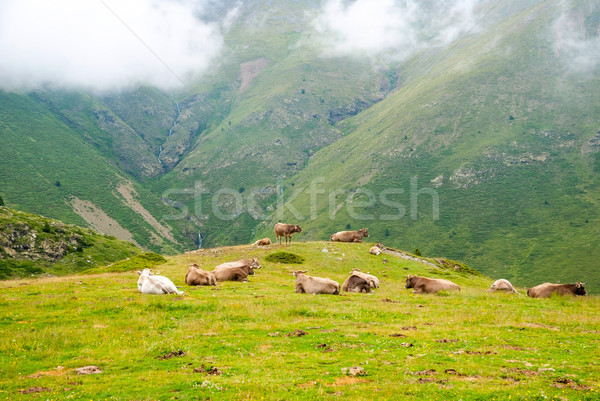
top-left (265, 251), bottom-right (304, 264)
top-left (413, 248), bottom-right (422, 257)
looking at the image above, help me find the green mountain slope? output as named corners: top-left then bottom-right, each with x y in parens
top-left (0, 206), bottom-right (141, 278)
top-left (259, 0), bottom-right (600, 290)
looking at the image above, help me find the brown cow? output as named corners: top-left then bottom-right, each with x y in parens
top-left (214, 258), bottom-right (260, 276)
top-left (405, 274), bottom-right (460, 294)
top-left (330, 228), bottom-right (369, 243)
top-left (369, 243), bottom-right (383, 255)
top-left (527, 282), bottom-right (587, 298)
top-left (350, 268), bottom-right (380, 289)
top-left (292, 270), bottom-right (340, 295)
top-left (487, 279), bottom-right (519, 294)
top-left (342, 274), bottom-right (371, 293)
top-left (274, 223), bottom-right (302, 246)
top-left (185, 264), bottom-right (217, 286)
top-left (213, 267), bottom-right (249, 282)
top-left (253, 238), bottom-right (272, 246)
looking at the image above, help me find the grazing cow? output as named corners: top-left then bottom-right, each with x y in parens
top-left (342, 274), bottom-right (371, 293)
top-left (350, 268), bottom-right (380, 289)
top-left (404, 274), bottom-right (460, 294)
top-left (274, 223), bottom-right (303, 246)
top-left (253, 238), bottom-right (272, 246)
top-left (527, 282), bottom-right (587, 298)
top-left (137, 269), bottom-right (183, 295)
top-left (185, 264), bottom-right (216, 286)
top-left (292, 270), bottom-right (340, 295)
top-left (487, 279), bottom-right (519, 294)
top-left (330, 228), bottom-right (369, 243)
top-left (214, 257), bottom-right (260, 276)
top-left (213, 267), bottom-right (249, 282)
top-left (369, 243), bottom-right (383, 255)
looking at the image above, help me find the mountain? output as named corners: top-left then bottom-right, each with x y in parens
top-left (1, 0), bottom-right (599, 289)
top-left (0, 206), bottom-right (142, 279)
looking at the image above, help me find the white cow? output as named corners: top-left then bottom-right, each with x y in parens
top-left (137, 269), bottom-right (183, 295)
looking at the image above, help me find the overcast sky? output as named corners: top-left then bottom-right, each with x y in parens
top-left (0, 0), bottom-right (593, 93)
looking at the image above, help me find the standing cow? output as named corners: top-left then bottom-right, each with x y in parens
top-left (274, 223), bottom-right (303, 246)
top-left (487, 279), bottom-right (519, 294)
top-left (330, 228), bottom-right (369, 243)
top-left (405, 274), bottom-right (460, 294)
top-left (527, 282), bottom-right (587, 298)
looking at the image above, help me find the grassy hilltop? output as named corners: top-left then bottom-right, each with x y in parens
top-left (1, 241), bottom-right (598, 400)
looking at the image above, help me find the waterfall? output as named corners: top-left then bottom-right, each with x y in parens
top-left (158, 95), bottom-right (181, 164)
top-left (198, 232), bottom-right (203, 249)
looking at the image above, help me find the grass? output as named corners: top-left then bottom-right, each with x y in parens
top-left (0, 242), bottom-right (598, 400)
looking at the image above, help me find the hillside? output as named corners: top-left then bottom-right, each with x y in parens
top-left (0, 0), bottom-right (599, 288)
top-left (0, 242), bottom-right (598, 400)
top-left (0, 206), bottom-right (142, 279)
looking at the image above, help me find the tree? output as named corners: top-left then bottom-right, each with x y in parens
top-left (0, 196), bottom-right (4, 206)
top-left (413, 248), bottom-right (422, 256)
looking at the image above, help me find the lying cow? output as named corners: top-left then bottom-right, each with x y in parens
top-left (527, 282), bottom-right (587, 298)
top-left (350, 268), bottom-right (380, 289)
top-left (369, 243), bottom-right (383, 255)
top-left (405, 274), bottom-right (460, 294)
top-left (213, 267), bottom-right (249, 282)
top-left (253, 238), bottom-right (272, 246)
top-left (213, 257), bottom-right (260, 276)
top-left (274, 223), bottom-right (303, 246)
top-left (292, 270), bottom-right (340, 295)
top-left (185, 264), bottom-right (216, 286)
top-left (487, 279), bottom-right (519, 294)
top-left (137, 269), bottom-right (183, 295)
top-left (330, 228), bottom-right (369, 243)
top-left (342, 274), bottom-right (371, 293)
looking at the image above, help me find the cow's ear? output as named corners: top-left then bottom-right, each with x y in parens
top-left (137, 271), bottom-right (142, 275)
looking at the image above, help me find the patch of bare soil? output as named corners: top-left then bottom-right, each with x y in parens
top-left (193, 364), bottom-right (222, 375)
top-left (239, 58), bottom-right (269, 93)
top-left (156, 350), bottom-right (187, 360)
top-left (69, 197), bottom-right (138, 245)
top-left (436, 338), bottom-right (459, 343)
top-left (552, 377), bottom-right (591, 390)
top-left (286, 329), bottom-right (308, 337)
top-left (27, 366), bottom-right (66, 378)
top-left (75, 366), bottom-right (102, 375)
top-left (116, 182), bottom-right (176, 243)
top-left (19, 386), bottom-right (51, 394)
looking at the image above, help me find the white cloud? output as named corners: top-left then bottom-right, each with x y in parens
top-left (0, 0), bottom-right (236, 92)
top-left (553, 1), bottom-right (600, 73)
top-left (311, 0), bottom-right (479, 62)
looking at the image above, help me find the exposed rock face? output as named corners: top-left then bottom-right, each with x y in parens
top-left (0, 211), bottom-right (92, 262)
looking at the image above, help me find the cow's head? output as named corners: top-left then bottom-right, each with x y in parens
top-left (250, 257), bottom-right (261, 270)
top-left (575, 282), bottom-right (587, 296)
top-left (294, 225), bottom-right (303, 233)
top-left (137, 269), bottom-right (153, 276)
top-left (292, 270), bottom-right (308, 277)
top-left (360, 228), bottom-right (369, 237)
top-left (405, 274), bottom-right (415, 289)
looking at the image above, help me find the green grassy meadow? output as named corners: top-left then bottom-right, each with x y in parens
top-left (1, 242), bottom-right (598, 400)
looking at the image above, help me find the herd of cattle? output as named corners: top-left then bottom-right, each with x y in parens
top-left (136, 224), bottom-right (588, 299)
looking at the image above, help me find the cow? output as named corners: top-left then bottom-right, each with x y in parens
top-left (137, 269), bottom-right (183, 295)
top-left (274, 223), bottom-right (303, 246)
top-left (342, 274), bottom-right (371, 293)
top-left (404, 274), bottom-right (460, 294)
top-left (213, 257), bottom-right (260, 276)
top-left (253, 238), bottom-right (272, 246)
top-left (330, 228), bottom-right (369, 243)
top-left (350, 268), bottom-right (380, 289)
top-left (527, 282), bottom-right (587, 298)
top-left (369, 243), bottom-right (383, 255)
top-left (213, 266), bottom-right (249, 282)
top-left (292, 270), bottom-right (340, 295)
top-left (185, 264), bottom-right (217, 286)
top-left (487, 279), bottom-right (519, 294)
